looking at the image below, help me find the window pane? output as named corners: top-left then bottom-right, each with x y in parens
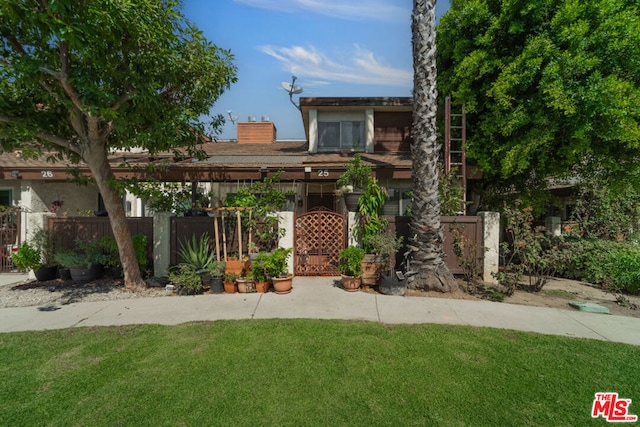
top-left (341, 121), bottom-right (364, 150)
top-left (318, 122), bottom-right (340, 149)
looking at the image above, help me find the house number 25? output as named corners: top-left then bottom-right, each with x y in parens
top-left (317, 170), bottom-right (329, 177)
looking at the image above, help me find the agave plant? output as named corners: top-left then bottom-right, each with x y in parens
top-left (178, 233), bottom-right (216, 273)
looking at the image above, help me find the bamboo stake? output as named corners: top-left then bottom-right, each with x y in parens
top-left (237, 210), bottom-right (243, 259)
top-left (248, 209), bottom-right (252, 253)
top-left (221, 211), bottom-right (228, 261)
top-left (213, 213), bottom-right (220, 262)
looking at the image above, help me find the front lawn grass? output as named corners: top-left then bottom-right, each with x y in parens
top-left (1, 320), bottom-right (638, 426)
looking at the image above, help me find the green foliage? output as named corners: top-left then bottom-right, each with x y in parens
top-left (223, 271), bottom-right (239, 283)
top-left (12, 243), bottom-right (42, 272)
top-left (494, 201), bottom-right (570, 293)
top-left (178, 234), bottom-right (216, 272)
top-left (169, 264), bottom-right (203, 295)
top-left (438, 0), bottom-right (640, 194)
top-left (207, 260), bottom-right (226, 278)
top-left (438, 165), bottom-right (466, 216)
top-left (54, 240), bottom-right (108, 268)
top-left (556, 238), bottom-right (640, 294)
top-left (450, 224), bottom-right (485, 292)
top-left (570, 175), bottom-right (640, 241)
top-left (357, 177), bottom-right (391, 253)
top-left (100, 234), bottom-right (148, 269)
top-left (336, 154), bottom-right (372, 191)
top-left (224, 171), bottom-right (291, 252)
top-left (337, 246), bottom-right (365, 277)
top-left (30, 227), bottom-right (56, 267)
top-left (361, 230), bottom-right (403, 265)
top-left (258, 248), bottom-right (293, 278)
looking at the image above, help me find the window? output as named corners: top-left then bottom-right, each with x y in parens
top-left (318, 121), bottom-right (365, 151)
top-left (0, 190), bottom-right (12, 207)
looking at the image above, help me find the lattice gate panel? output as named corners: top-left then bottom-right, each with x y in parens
top-left (295, 208), bottom-right (346, 276)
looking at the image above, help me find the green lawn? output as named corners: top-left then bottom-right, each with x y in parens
top-left (1, 320), bottom-right (638, 426)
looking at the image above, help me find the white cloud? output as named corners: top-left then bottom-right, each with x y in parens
top-left (235, 0), bottom-right (409, 23)
top-left (260, 44), bottom-right (412, 88)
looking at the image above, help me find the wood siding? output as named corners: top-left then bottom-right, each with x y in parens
top-left (374, 111), bottom-right (412, 152)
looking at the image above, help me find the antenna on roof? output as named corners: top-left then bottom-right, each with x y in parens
top-left (227, 110), bottom-right (238, 125)
top-left (281, 75), bottom-right (303, 112)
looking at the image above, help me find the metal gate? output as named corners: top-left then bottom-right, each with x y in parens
top-left (294, 207), bottom-right (346, 276)
top-left (0, 207), bottom-right (21, 272)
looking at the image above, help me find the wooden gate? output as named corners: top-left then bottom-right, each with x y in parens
top-left (294, 207), bottom-right (346, 276)
top-left (0, 207), bottom-right (21, 272)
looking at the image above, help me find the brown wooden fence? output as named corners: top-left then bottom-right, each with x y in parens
top-left (47, 217), bottom-right (154, 272)
top-left (47, 214), bottom-right (484, 276)
top-left (386, 215), bottom-right (483, 275)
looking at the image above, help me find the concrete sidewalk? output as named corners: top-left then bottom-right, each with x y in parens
top-left (1, 274), bottom-right (639, 345)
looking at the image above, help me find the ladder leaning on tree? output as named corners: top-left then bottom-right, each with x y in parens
top-left (444, 95), bottom-right (467, 215)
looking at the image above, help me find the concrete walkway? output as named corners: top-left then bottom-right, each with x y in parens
top-left (1, 274), bottom-right (639, 346)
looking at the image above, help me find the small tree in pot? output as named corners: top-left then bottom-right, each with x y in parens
top-left (337, 246), bottom-right (365, 291)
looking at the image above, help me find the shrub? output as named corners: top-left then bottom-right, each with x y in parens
top-left (494, 201), bottom-right (570, 294)
top-left (337, 246), bottom-right (365, 277)
top-left (169, 264), bottom-right (203, 295)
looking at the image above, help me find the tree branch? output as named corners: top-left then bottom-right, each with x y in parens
top-left (35, 132), bottom-right (81, 155)
top-left (110, 90), bottom-right (136, 112)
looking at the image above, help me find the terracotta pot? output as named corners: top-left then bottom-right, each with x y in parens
top-left (223, 281), bottom-right (237, 294)
top-left (271, 274), bottom-right (294, 294)
top-left (236, 278), bottom-right (256, 293)
top-left (361, 254), bottom-right (385, 286)
top-left (255, 280), bottom-right (269, 293)
top-left (341, 274), bottom-right (361, 292)
top-left (225, 259), bottom-right (250, 276)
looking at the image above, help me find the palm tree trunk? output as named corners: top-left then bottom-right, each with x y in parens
top-left (409, 0), bottom-right (457, 292)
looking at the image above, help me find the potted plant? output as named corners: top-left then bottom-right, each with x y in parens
top-left (12, 242), bottom-right (57, 281)
top-left (207, 260), bottom-right (226, 294)
top-left (357, 177), bottom-right (391, 286)
top-left (337, 246), bottom-right (365, 291)
top-left (336, 154), bottom-right (372, 211)
top-left (263, 247), bottom-right (293, 294)
top-left (54, 239), bottom-right (108, 284)
top-left (31, 227), bottom-right (58, 280)
top-left (223, 271), bottom-right (239, 294)
top-left (169, 264), bottom-right (203, 295)
top-left (250, 254), bottom-right (269, 293)
top-left (236, 271), bottom-right (256, 293)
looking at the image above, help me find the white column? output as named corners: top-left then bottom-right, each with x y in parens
top-left (153, 212), bottom-right (173, 277)
top-left (365, 108), bottom-right (374, 153)
top-left (479, 211), bottom-right (500, 284)
top-left (278, 211), bottom-right (295, 273)
top-left (308, 109), bottom-right (318, 153)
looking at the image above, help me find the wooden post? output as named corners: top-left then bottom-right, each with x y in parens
top-left (236, 210), bottom-right (243, 259)
top-left (221, 211), bottom-right (227, 261)
top-left (213, 212), bottom-right (220, 262)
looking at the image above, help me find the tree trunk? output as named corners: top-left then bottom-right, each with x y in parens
top-left (83, 142), bottom-right (146, 290)
top-left (409, 0), bottom-right (457, 292)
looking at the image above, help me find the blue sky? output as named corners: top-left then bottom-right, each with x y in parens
top-left (181, 0), bottom-right (451, 140)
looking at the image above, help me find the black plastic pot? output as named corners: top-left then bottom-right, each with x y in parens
top-left (378, 270), bottom-right (407, 296)
top-left (34, 266), bottom-right (58, 281)
top-left (210, 276), bottom-right (224, 294)
top-left (69, 264), bottom-right (104, 284)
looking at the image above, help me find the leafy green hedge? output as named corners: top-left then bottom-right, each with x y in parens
top-left (556, 238), bottom-right (640, 294)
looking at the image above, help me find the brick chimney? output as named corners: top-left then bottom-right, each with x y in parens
top-left (237, 118), bottom-right (277, 144)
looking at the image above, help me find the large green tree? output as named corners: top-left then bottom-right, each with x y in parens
top-left (0, 0), bottom-right (237, 289)
top-left (409, 0), bottom-right (457, 292)
top-left (437, 0), bottom-right (640, 203)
